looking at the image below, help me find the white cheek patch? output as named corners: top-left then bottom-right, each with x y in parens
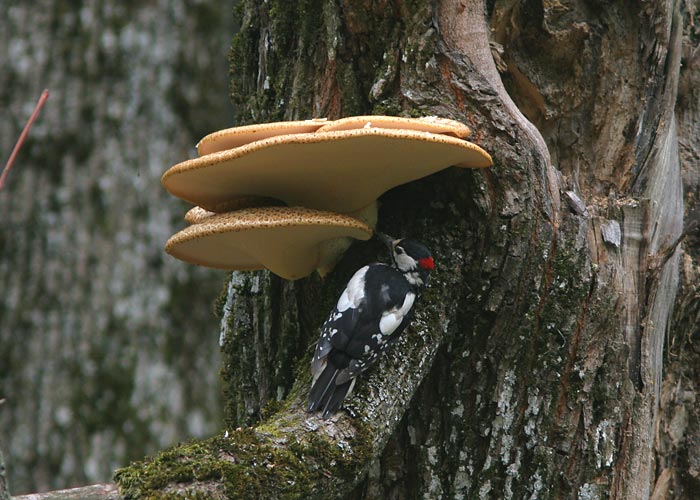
top-left (379, 292), bottom-right (415, 335)
top-left (394, 253), bottom-right (416, 272)
top-left (337, 266), bottom-right (368, 312)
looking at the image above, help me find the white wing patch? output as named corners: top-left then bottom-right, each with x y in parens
top-left (379, 292), bottom-right (415, 335)
top-left (336, 266), bottom-right (368, 312)
top-left (404, 271), bottom-right (424, 287)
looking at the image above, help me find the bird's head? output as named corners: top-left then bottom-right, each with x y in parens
top-left (376, 232), bottom-right (434, 287)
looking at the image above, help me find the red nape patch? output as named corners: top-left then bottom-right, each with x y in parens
top-left (419, 257), bottom-right (434, 270)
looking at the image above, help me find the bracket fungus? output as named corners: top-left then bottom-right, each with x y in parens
top-left (162, 128), bottom-right (491, 214)
top-left (163, 115), bottom-right (492, 279)
top-left (182, 202), bottom-right (379, 277)
top-left (165, 207), bottom-right (373, 280)
top-left (314, 115), bottom-right (471, 137)
top-left (183, 196), bottom-right (284, 222)
top-left (196, 118), bottom-right (329, 156)
top-left (184, 206), bottom-right (216, 225)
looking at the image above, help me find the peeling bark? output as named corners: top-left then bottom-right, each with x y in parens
top-left (654, 2), bottom-right (700, 498)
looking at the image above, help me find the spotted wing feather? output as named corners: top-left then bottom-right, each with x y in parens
top-left (311, 305), bottom-right (361, 380)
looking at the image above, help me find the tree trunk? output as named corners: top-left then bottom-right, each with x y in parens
top-left (88, 0), bottom-right (700, 498)
top-left (0, 1), bottom-right (233, 494)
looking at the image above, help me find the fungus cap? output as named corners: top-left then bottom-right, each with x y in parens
top-left (163, 128), bottom-right (492, 214)
top-left (184, 206), bottom-right (215, 224)
top-left (165, 206), bottom-right (373, 280)
top-left (184, 196), bottom-right (284, 223)
top-left (316, 115), bottom-right (471, 137)
top-left (185, 198), bottom-right (378, 227)
top-left (196, 119), bottom-right (328, 156)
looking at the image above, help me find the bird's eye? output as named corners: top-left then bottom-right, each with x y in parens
top-left (395, 246), bottom-right (405, 254)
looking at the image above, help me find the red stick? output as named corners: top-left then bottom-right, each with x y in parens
top-left (0, 89), bottom-right (50, 192)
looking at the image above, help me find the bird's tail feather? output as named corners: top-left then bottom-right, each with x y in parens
top-left (321, 379), bottom-right (354, 419)
top-left (307, 366), bottom-right (339, 413)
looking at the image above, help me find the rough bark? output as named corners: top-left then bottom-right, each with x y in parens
top-left (0, 1), bottom-right (233, 494)
top-left (111, 0), bottom-right (696, 499)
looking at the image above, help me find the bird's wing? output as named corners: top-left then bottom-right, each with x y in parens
top-left (311, 264), bottom-right (373, 378)
top-left (378, 291), bottom-right (415, 335)
top-left (335, 291), bottom-right (416, 385)
top-left (336, 265), bottom-right (370, 312)
top-left (311, 305), bottom-right (362, 379)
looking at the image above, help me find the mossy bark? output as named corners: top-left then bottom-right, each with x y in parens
top-left (114, 0), bottom-right (700, 499)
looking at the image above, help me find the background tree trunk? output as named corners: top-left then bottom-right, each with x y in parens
top-left (0, 1), bottom-right (234, 494)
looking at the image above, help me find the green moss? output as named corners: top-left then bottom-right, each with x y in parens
top-left (335, 60), bottom-right (365, 116)
top-left (212, 274), bottom-right (233, 319)
top-left (371, 98), bottom-right (403, 116)
top-left (230, 0), bottom-right (325, 122)
top-left (230, 0), bottom-right (428, 120)
top-left (229, 2), bottom-right (261, 121)
top-left (114, 417), bottom-right (373, 500)
top-left (259, 399), bottom-right (285, 422)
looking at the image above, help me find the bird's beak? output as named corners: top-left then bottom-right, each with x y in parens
top-left (375, 232), bottom-right (395, 249)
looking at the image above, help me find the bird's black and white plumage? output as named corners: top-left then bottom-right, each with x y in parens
top-left (307, 233), bottom-right (434, 419)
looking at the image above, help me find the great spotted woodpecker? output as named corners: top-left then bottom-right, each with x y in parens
top-left (307, 232), bottom-right (434, 419)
